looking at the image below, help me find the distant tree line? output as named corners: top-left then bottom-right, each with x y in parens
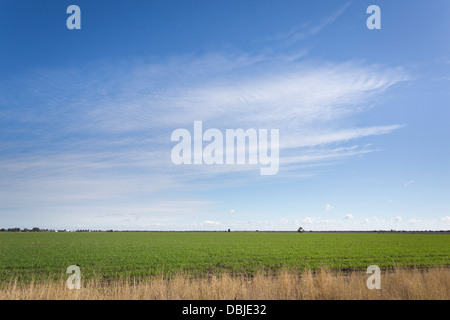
top-left (0, 228), bottom-right (100, 232)
top-left (1, 227), bottom-right (449, 233)
top-left (0, 227), bottom-right (45, 232)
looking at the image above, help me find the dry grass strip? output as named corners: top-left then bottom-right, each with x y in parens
top-left (1, 267), bottom-right (449, 300)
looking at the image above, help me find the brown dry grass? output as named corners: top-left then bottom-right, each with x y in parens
top-left (1, 267), bottom-right (449, 300)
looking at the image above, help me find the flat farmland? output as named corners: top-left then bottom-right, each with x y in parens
top-left (1, 232), bottom-right (449, 284)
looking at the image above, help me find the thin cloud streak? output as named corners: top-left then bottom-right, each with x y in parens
top-left (266, 2), bottom-right (351, 47)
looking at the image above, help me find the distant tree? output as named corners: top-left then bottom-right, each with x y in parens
top-left (227, 229), bottom-right (231, 233)
top-left (32, 227), bottom-right (40, 232)
top-left (298, 227), bottom-right (304, 233)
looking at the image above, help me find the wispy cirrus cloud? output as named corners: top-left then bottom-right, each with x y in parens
top-left (0, 14), bottom-right (411, 228)
top-left (265, 2), bottom-right (351, 47)
top-left (403, 180), bottom-right (415, 187)
top-left (0, 52), bottom-right (409, 221)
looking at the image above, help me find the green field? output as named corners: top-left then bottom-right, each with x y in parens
top-left (1, 232), bottom-right (449, 284)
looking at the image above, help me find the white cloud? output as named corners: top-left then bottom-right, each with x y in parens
top-left (229, 209), bottom-right (236, 213)
top-left (404, 180), bottom-right (415, 187)
top-left (344, 214), bottom-right (354, 220)
top-left (272, 2), bottom-right (351, 46)
top-left (325, 204), bottom-right (334, 211)
top-left (203, 220), bottom-right (220, 225)
top-left (441, 216), bottom-right (450, 224)
top-left (281, 125), bottom-right (404, 149)
top-left (1, 55), bottom-right (408, 176)
top-left (303, 217), bottom-right (313, 223)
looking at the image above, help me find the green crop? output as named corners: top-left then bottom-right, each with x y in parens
top-left (0, 232), bottom-right (449, 284)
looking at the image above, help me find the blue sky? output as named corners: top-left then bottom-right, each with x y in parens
top-left (0, 0), bottom-right (449, 231)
